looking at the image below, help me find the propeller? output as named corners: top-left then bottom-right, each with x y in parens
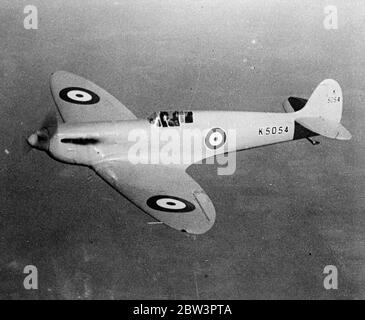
top-left (22, 135), bottom-right (33, 154)
top-left (40, 111), bottom-right (58, 137)
top-left (26, 110), bottom-right (58, 151)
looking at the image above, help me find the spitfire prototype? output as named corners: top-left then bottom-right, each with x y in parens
top-left (27, 71), bottom-right (352, 234)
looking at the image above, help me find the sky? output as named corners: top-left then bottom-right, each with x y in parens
top-left (0, 0), bottom-right (364, 299)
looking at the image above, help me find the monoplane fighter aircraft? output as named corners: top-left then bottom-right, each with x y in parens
top-left (27, 71), bottom-right (352, 234)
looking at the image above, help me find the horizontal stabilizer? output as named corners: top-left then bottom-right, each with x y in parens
top-left (296, 117), bottom-right (352, 140)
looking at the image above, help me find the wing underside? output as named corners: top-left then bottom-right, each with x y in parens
top-left (93, 161), bottom-right (216, 234)
top-left (50, 71), bottom-right (137, 123)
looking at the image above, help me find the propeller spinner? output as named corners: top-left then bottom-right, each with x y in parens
top-left (27, 111), bottom-right (58, 151)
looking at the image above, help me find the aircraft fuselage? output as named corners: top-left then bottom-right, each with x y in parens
top-left (47, 110), bottom-right (311, 167)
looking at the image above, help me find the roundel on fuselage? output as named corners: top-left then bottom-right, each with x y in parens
top-left (205, 127), bottom-right (226, 150)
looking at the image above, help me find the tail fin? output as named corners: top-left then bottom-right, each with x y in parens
top-left (295, 79), bottom-right (352, 140)
top-left (297, 79), bottom-right (342, 122)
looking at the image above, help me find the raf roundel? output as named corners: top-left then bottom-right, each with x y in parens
top-left (146, 195), bottom-right (195, 213)
top-left (59, 87), bottom-right (100, 105)
top-left (205, 127), bottom-right (227, 150)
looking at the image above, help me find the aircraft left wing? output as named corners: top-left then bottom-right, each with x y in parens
top-left (50, 71), bottom-right (137, 123)
top-left (93, 161), bottom-right (216, 234)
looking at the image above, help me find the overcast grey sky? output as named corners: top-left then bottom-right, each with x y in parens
top-left (0, 0), bottom-right (364, 299)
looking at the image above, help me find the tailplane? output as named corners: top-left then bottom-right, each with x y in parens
top-left (296, 117), bottom-right (351, 140)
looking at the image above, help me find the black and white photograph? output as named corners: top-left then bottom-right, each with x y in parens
top-left (0, 0), bottom-right (364, 305)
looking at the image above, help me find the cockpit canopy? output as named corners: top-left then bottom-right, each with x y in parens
top-left (147, 111), bottom-right (193, 127)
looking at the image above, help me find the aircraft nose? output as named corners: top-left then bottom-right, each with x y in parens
top-left (27, 130), bottom-right (50, 150)
top-left (27, 133), bottom-right (38, 147)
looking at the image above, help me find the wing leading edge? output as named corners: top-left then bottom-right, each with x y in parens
top-left (50, 71), bottom-right (137, 123)
top-left (93, 161), bottom-right (216, 234)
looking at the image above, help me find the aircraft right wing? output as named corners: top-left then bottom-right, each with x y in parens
top-left (93, 161), bottom-right (216, 234)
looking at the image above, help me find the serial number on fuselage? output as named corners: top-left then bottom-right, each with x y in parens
top-left (258, 126), bottom-right (289, 136)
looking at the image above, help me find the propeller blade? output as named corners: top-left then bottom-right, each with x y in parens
top-left (40, 110), bottom-right (58, 138)
top-left (22, 136), bottom-right (33, 154)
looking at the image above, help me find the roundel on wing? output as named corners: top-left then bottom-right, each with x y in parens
top-left (146, 195), bottom-right (195, 213)
top-left (59, 87), bottom-right (100, 105)
top-left (205, 127), bottom-right (226, 150)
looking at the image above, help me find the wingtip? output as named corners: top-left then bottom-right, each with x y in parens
top-left (50, 70), bottom-right (88, 92)
top-left (50, 70), bottom-right (72, 80)
top-left (50, 70), bottom-right (68, 87)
